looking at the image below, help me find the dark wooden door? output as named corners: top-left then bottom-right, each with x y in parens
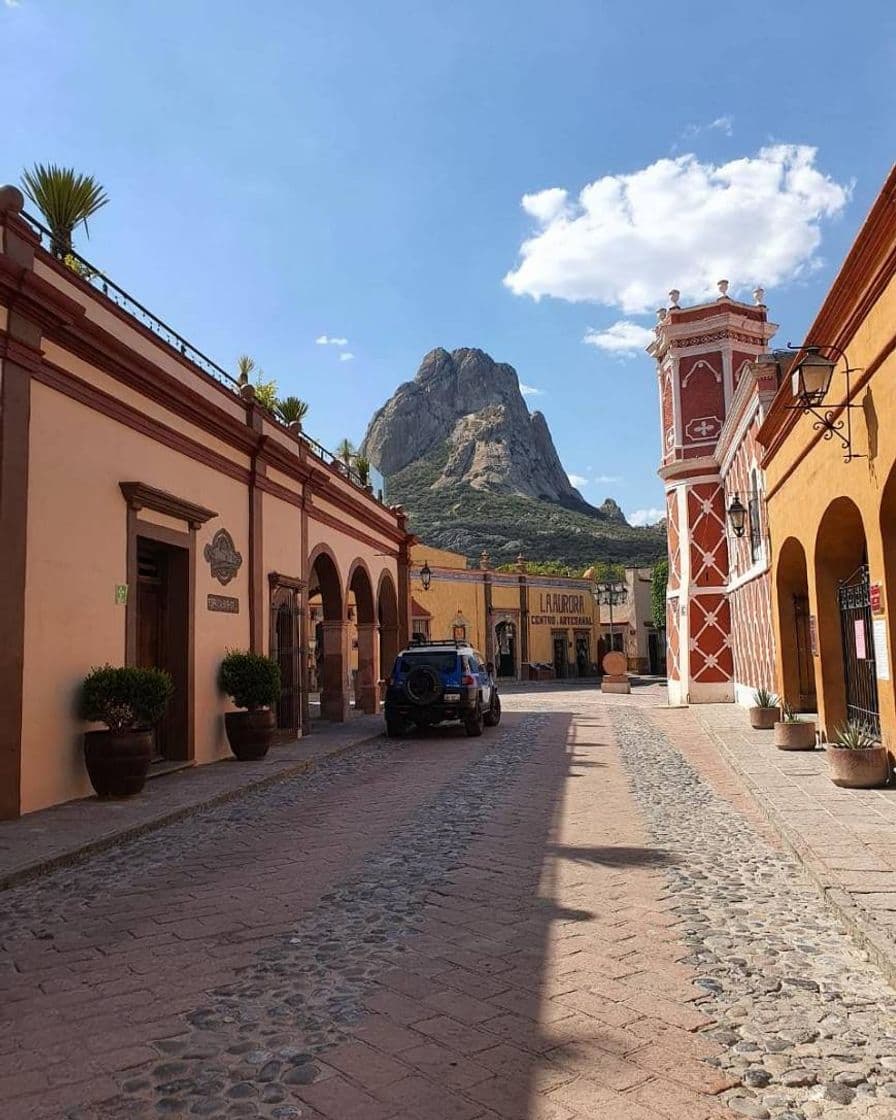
top-left (137, 543), bottom-right (167, 761)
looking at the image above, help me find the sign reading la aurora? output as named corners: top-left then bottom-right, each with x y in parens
top-left (530, 592), bottom-right (591, 628)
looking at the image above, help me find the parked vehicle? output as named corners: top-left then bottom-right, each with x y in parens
top-left (384, 640), bottom-right (501, 738)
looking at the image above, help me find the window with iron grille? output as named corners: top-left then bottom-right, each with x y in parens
top-left (748, 469), bottom-right (762, 563)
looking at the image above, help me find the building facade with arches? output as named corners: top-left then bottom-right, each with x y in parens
top-left (759, 166), bottom-right (896, 743)
top-left (0, 190), bottom-right (413, 818)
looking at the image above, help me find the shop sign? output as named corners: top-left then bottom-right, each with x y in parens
top-left (208, 594), bottom-right (239, 614)
top-left (114, 583), bottom-right (128, 605)
top-left (873, 619), bottom-right (890, 680)
top-left (870, 582), bottom-right (884, 615)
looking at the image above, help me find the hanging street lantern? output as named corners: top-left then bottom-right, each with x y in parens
top-left (727, 493), bottom-right (747, 538)
top-left (785, 342), bottom-right (864, 462)
top-left (790, 347), bottom-right (837, 408)
top-left (420, 560), bottom-right (432, 592)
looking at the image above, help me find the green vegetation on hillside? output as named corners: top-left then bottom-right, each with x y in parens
top-left (387, 442), bottom-right (666, 569)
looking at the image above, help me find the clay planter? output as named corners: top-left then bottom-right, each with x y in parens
top-left (225, 708), bottom-right (275, 760)
top-left (773, 720), bottom-right (817, 750)
top-left (749, 706), bottom-right (781, 730)
top-left (827, 745), bottom-right (890, 789)
top-left (84, 729), bottom-right (153, 797)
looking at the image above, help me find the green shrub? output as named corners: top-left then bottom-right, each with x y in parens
top-left (219, 650), bottom-right (281, 709)
top-left (80, 665), bottom-right (174, 731)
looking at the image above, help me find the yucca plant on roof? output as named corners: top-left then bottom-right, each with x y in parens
top-left (21, 163), bottom-right (108, 259)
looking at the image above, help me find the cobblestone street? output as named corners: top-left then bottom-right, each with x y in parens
top-left (2, 683), bottom-right (895, 1119)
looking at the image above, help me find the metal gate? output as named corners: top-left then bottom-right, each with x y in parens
top-left (838, 565), bottom-right (880, 734)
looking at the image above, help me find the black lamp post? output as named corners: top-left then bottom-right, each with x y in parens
top-left (593, 579), bottom-right (628, 653)
top-left (727, 494), bottom-right (747, 538)
top-left (786, 342), bottom-right (864, 462)
top-left (420, 561), bottom-right (432, 592)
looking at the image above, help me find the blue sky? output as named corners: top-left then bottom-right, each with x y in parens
top-left (4, 0), bottom-right (895, 524)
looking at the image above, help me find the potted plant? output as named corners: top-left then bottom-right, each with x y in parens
top-left (774, 703), bottom-right (817, 750)
top-left (355, 454), bottom-right (373, 490)
top-left (21, 162), bottom-right (108, 259)
top-left (827, 722), bottom-right (890, 788)
top-left (276, 395), bottom-right (309, 434)
top-left (79, 665), bottom-right (174, 797)
top-left (219, 650), bottom-right (282, 760)
top-left (749, 687), bottom-right (781, 730)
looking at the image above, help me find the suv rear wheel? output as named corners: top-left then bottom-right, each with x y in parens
top-left (483, 692), bottom-right (501, 727)
top-left (464, 704), bottom-right (484, 737)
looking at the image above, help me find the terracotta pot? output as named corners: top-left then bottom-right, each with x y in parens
top-left (84, 729), bottom-right (153, 797)
top-left (774, 721), bottom-right (817, 750)
top-left (827, 745), bottom-right (890, 789)
top-left (225, 708), bottom-right (275, 760)
top-left (749, 706), bottom-right (781, 730)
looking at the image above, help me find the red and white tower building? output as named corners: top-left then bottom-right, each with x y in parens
top-left (651, 281), bottom-right (777, 705)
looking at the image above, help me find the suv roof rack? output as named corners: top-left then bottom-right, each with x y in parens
top-left (407, 638), bottom-right (470, 648)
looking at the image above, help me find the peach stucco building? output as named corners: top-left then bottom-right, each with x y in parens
top-left (0, 187), bottom-right (413, 818)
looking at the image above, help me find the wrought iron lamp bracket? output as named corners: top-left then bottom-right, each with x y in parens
top-left (784, 342), bottom-right (865, 463)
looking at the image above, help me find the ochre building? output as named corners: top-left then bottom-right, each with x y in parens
top-left (0, 188), bottom-right (413, 818)
top-left (408, 544), bottom-right (657, 679)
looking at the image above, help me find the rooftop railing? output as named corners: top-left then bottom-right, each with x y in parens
top-left (20, 210), bottom-right (384, 503)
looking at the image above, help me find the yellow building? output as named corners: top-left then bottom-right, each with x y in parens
top-left (759, 166), bottom-right (896, 744)
top-left (410, 544), bottom-right (605, 679)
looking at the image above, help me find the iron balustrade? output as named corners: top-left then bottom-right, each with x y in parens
top-left (19, 210), bottom-right (380, 501)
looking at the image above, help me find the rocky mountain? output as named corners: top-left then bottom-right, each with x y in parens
top-left (362, 347), bottom-right (666, 569)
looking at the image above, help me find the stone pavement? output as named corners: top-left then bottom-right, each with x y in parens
top-left (0, 714), bottom-right (383, 889)
top-left (2, 684), bottom-right (895, 1119)
top-left (691, 703), bottom-right (896, 985)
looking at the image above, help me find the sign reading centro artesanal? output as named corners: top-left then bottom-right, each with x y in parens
top-left (530, 592), bottom-right (591, 627)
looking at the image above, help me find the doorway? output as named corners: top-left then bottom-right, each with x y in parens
top-left (574, 633), bottom-right (590, 677)
top-left (838, 564), bottom-right (879, 734)
top-left (552, 635), bottom-right (567, 678)
top-left (495, 620), bottom-right (517, 678)
top-left (136, 536), bottom-right (189, 762)
top-left (271, 580), bottom-right (302, 738)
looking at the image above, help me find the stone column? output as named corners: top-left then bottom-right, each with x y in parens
top-left (355, 622), bottom-right (378, 714)
top-left (320, 620), bottom-right (350, 722)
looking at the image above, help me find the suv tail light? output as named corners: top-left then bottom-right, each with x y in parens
top-left (462, 673), bottom-right (475, 686)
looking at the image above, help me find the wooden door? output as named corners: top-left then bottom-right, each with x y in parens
top-left (137, 542), bottom-right (167, 761)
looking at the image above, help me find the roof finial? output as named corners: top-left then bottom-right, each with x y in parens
top-left (717, 279), bottom-right (729, 298)
top-left (753, 286), bottom-right (765, 306)
top-left (668, 289), bottom-right (680, 308)
top-left (656, 307), bottom-right (667, 322)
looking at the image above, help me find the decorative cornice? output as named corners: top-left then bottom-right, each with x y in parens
top-left (119, 482), bottom-right (218, 530)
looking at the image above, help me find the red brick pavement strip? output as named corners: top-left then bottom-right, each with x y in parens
top-left (0, 715), bottom-right (385, 890)
top-left (319, 700), bottom-right (741, 1120)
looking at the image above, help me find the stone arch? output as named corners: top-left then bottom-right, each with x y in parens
top-left (814, 497), bottom-right (871, 734)
top-left (348, 560), bottom-right (377, 714)
top-left (776, 537), bottom-right (816, 712)
top-left (308, 544), bottom-right (347, 721)
top-left (378, 570), bottom-right (400, 680)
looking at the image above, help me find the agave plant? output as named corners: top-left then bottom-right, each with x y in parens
top-left (21, 163), bottom-right (108, 259)
top-left (276, 397), bottom-right (309, 426)
top-left (832, 721), bottom-right (878, 750)
top-left (236, 355), bottom-right (255, 385)
top-left (235, 355), bottom-right (278, 410)
top-left (781, 702), bottom-right (801, 723)
top-left (753, 687), bottom-right (779, 709)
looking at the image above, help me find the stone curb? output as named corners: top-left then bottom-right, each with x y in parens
top-left (0, 730), bottom-right (383, 893)
top-left (692, 709), bottom-right (896, 991)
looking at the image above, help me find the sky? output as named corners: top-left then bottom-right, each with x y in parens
top-left (3, 0), bottom-right (895, 525)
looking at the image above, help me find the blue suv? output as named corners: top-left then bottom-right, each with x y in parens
top-left (384, 640), bottom-right (502, 738)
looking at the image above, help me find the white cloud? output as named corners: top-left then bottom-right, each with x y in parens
top-left (339, 352), bottom-right (355, 362)
top-left (683, 115), bottom-right (734, 139)
top-left (519, 382), bottom-right (544, 397)
top-left (594, 474), bottom-right (622, 484)
top-left (567, 473), bottom-right (589, 488)
top-left (628, 507), bottom-right (665, 527)
top-left (4, 1), bottom-right (21, 8)
top-left (315, 335), bottom-right (349, 346)
top-left (504, 145), bottom-right (851, 313)
top-left (584, 321), bottom-right (655, 357)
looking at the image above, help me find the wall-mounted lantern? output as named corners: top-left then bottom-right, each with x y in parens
top-left (727, 493), bottom-right (747, 538)
top-left (786, 342), bottom-right (864, 462)
top-left (420, 560), bottom-right (432, 591)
